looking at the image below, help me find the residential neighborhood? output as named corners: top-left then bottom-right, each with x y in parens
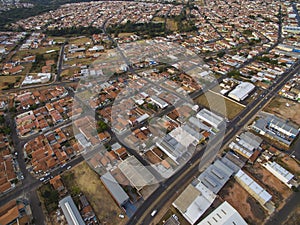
top-left (0, 0), bottom-right (299, 225)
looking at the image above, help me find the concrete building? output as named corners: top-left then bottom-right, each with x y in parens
top-left (235, 170), bottom-right (272, 206)
top-left (197, 201), bottom-right (247, 225)
top-left (228, 82), bottom-right (255, 102)
top-left (196, 109), bottom-right (225, 129)
top-left (101, 172), bottom-right (130, 206)
top-left (59, 196), bottom-right (85, 225)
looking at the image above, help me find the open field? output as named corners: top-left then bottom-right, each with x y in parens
top-left (0, 75), bottom-right (22, 89)
top-left (118, 33), bottom-right (135, 38)
top-left (219, 179), bottom-right (267, 225)
top-left (245, 163), bottom-right (292, 208)
top-left (69, 37), bottom-right (92, 45)
top-left (264, 97), bottom-right (300, 126)
top-left (195, 90), bottom-right (245, 120)
top-left (12, 46), bottom-right (60, 61)
top-left (62, 161), bottom-right (127, 225)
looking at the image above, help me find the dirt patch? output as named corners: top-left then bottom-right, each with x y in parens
top-left (219, 179), bottom-right (267, 225)
top-left (195, 91), bottom-right (244, 120)
top-left (277, 154), bottom-right (300, 177)
top-left (62, 161), bottom-right (127, 225)
top-left (264, 97), bottom-right (300, 126)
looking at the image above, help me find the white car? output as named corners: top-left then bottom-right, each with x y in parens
top-left (67, 166), bottom-right (72, 170)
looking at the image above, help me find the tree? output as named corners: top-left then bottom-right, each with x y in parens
top-left (97, 120), bottom-right (108, 132)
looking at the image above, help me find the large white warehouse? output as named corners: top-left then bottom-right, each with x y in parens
top-left (228, 82), bottom-right (255, 102)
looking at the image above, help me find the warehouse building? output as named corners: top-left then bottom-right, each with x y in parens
top-left (101, 172), bottom-right (130, 206)
top-left (262, 161), bottom-right (294, 188)
top-left (198, 159), bottom-right (234, 194)
top-left (197, 201), bottom-right (247, 225)
top-left (173, 182), bottom-right (216, 224)
top-left (235, 170), bottom-right (272, 206)
top-left (59, 196), bottom-right (85, 225)
top-left (228, 82), bottom-right (255, 102)
top-left (196, 109), bottom-right (225, 129)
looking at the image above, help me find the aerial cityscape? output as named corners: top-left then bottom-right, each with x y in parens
top-left (0, 0), bottom-right (299, 225)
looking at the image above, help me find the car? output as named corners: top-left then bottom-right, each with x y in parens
top-left (67, 166), bottom-right (72, 170)
top-left (118, 214), bottom-right (125, 219)
top-left (39, 177), bottom-right (45, 181)
top-left (151, 209), bottom-right (157, 217)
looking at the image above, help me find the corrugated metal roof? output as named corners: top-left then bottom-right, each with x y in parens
top-left (101, 172), bottom-right (129, 206)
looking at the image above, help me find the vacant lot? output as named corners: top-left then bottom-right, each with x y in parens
top-left (276, 154), bottom-right (300, 177)
top-left (245, 163), bottom-right (292, 208)
top-left (62, 162), bottom-right (127, 225)
top-left (69, 37), bottom-right (92, 46)
top-left (219, 179), bottom-right (267, 225)
top-left (0, 76), bottom-right (22, 89)
top-left (264, 97), bottom-right (300, 126)
top-left (195, 91), bottom-right (244, 120)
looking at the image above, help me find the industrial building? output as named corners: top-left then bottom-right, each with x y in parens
top-left (235, 170), bottom-right (272, 206)
top-left (252, 114), bottom-right (299, 146)
top-left (101, 172), bottom-right (130, 206)
top-left (262, 161), bottom-right (294, 188)
top-left (228, 82), bottom-right (255, 102)
top-left (197, 201), bottom-right (247, 225)
top-left (118, 156), bottom-right (156, 191)
top-left (173, 182), bottom-right (216, 224)
top-left (198, 159), bottom-right (234, 194)
top-left (196, 109), bottom-right (225, 129)
top-left (59, 196), bottom-right (85, 225)
top-left (156, 134), bottom-right (187, 165)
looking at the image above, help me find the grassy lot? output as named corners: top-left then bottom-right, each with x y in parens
top-left (64, 57), bottom-right (94, 67)
top-left (264, 97), bottom-right (300, 126)
top-left (166, 19), bottom-right (178, 31)
top-left (12, 46), bottom-right (60, 61)
top-left (118, 33), bottom-right (135, 38)
top-left (62, 161), bottom-right (127, 225)
top-left (0, 76), bottom-right (22, 89)
top-left (38, 183), bottom-right (59, 214)
top-left (48, 36), bottom-right (66, 43)
top-left (195, 91), bottom-right (244, 120)
top-left (69, 37), bottom-right (92, 46)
